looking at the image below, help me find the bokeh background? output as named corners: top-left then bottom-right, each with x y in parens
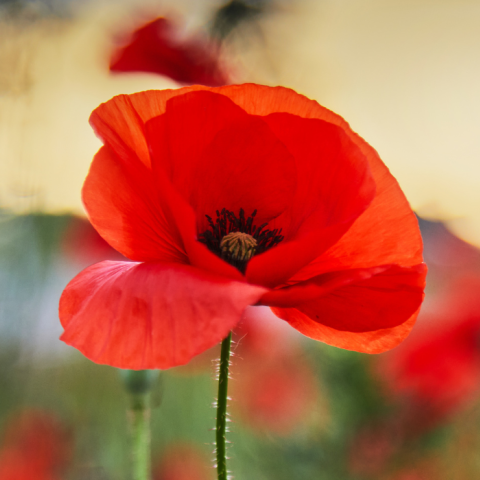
top-left (1, 0), bottom-right (480, 478)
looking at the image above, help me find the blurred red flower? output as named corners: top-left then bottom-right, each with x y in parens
top-left (348, 423), bottom-right (400, 477)
top-left (233, 306), bottom-right (299, 359)
top-left (110, 17), bottom-right (230, 86)
top-left (419, 218), bottom-right (480, 295)
top-left (153, 444), bottom-right (213, 480)
top-left (0, 410), bottom-right (71, 480)
top-left (231, 350), bottom-right (319, 434)
top-left (230, 308), bottom-right (320, 434)
top-left (386, 459), bottom-right (440, 480)
top-left (376, 276), bottom-right (480, 430)
top-left (61, 216), bottom-right (122, 265)
top-left (59, 84), bottom-right (426, 370)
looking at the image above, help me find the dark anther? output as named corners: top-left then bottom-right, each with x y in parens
top-left (198, 208), bottom-right (284, 273)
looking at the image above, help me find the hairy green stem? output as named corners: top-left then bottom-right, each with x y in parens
top-left (216, 332), bottom-right (232, 480)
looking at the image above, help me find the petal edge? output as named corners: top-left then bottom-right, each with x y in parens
top-left (60, 261), bottom-right (267, 369)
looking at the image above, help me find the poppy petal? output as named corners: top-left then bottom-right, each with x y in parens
top-left (270, 263), bottom-right (426, 344)
top-left (59, 261), bottom-right (266, 369)
top-left (149, 162), bottom-right (246, 281)
top-left (246, 113), bottom-right (376, 288)
top-left (82, 146), bottom-right (188, 263)
top-left (87, 84), bottom-right (312, 169)
top-left (259, 266), bottom-right (391, 307)
top-left (214, 83), bottom-right (346, 119)
top-left (88, 83), bottom-right (347, 167)
top-left (271, 309), bottom-right (420, 354)
top-left (265, 113), bottom-right (375, 237)
top-left (213, 84), bottom-right (423, 275)
top-left (146, 90), bottom-right (296, 231)
top-left (109, 17), bottom-right (229, 86)
top-left (89, 87), bottom-right (210, 167)
top-left (300, 263), bottom-right (426, 332)
top-left (87, 125), bottom-right (245, 280)
top-left (289, 154), bottom-right (423, 280)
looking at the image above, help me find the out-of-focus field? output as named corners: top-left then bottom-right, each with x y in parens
top-left (3, 213), bottom-right (480, 479)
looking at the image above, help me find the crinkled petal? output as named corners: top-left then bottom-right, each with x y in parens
top-left (87, 83), bottom-right (329, 168)
top-left (84, 145), bottom-right (243, 280)
top-left (59, 261), bottom-right (266, 369)
top-left (82, 146), bottom-right (188, 263)
top-left (89, 87), bottom-right (209, 167)
top-left (142, 157), bottom-right (245, 281)
top-left (213, 84), bottom-right (340, 118)
top-left (146, 91), bottom-right (296, 231)
top-left (246, 113), bottom-right (375, 288)
top-left (289, 156), bottom-right (423, 281)
top-left (270, 264), bottom-right (426, 352)
top-left (211, 84), bottom-right (423, 278)
top-left (89, 84), bottom-right (422, 281)
top-left (271, 308), bottom-right (421, 354)
top-left (259, 266), bottom-right (391, 308)
top-left (264, 113), bottom-right (375, 237)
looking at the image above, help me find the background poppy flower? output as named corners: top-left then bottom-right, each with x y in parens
top-left (153, 443), bottom-right (213, 480)
top-left (347, 423), bottom-right (400, 477)
top-left (231, 349), bottom-right (319, 435)
top-left (110, 17), bottom-right (230, 87)
top-left (0, 409), bottom-right (71, 480)
top-left (61, 216), bottom-right (123, 266)
top-left (385, 459), bottom-right (441, 480)
top-left (375, 276), bottom-right (480, 431)
top-left (59, 83), bottom-right (426, 370)
top-left (230, 308), bottom-right (320, 435)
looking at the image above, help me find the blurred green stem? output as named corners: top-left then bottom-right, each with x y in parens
top-left (216, 332), bottom-right (232, 480)
top-left (129, 392), bottom-right (151, 480)
top-left (121, 370), bottom-right (157, 480)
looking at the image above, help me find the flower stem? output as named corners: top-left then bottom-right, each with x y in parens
top-left (120, 370), bottom-right (158, 480)
top-left (216, 331), bottom-right (232, 480)
top-left (129, 392), bottom-right (151, 480)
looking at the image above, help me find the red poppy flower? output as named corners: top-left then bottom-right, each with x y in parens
top-left (153, 444), bottom-right (213, 480)
top-left (61, 216), bottom-right (122, 265)
top-left (233, 305), bottom-right (300, 359)
top-left (386, 459), bottom-right (440, 480)
top-left (375, 276), bottom-right (480, 430)
top-left (348, 423), bottom-right (400, 477)
top-left (0, 410), bottom-right (71, 480)
top-left (229, 307), bottom-right (320, 434)
top-left (231, 350), bottom-right (319, 435)
top-left (59, 84), bottom-right (426, 370)
top-left (110, 17), bottom-right (229, 86)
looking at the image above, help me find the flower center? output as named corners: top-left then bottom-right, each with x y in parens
top-left (198, 208), bottom-right (284, 273)
top-left (220, 232), bottom-right (257, 263)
